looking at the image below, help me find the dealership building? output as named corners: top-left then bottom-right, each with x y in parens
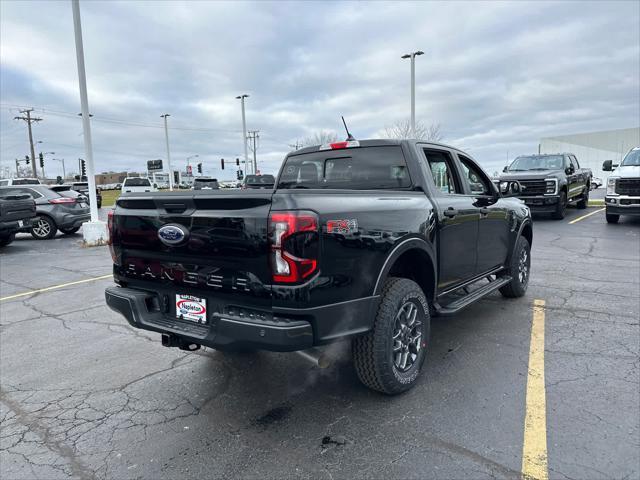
top-left (540, 127), bottom-right (639, 181)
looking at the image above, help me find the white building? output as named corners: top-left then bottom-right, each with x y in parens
top-left (540, 127), bottom-right (639, 181)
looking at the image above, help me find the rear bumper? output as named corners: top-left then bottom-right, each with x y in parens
top-left (1, 218), bottom-right (33, 235)
top-left (105, 285), bottom-right (377, 352)
top-left (519, 195), bottom-right (559, 213)
top-left (58, 213), bottom-right (90, 229)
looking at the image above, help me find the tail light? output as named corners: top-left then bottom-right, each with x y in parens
top-left (107, 210), bottom-right (117, 262)
top-left (319, 140), bottom-right (360, 151)
top-left (49, 197), bottom-right (76, 204)
top-left (269, 211), bottom-right (319, 283)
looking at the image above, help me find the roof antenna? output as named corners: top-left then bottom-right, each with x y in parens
top-left (341, 116), bottom-right (355, 141)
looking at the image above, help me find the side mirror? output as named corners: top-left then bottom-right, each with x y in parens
top-left (602, 160), bottom-right (613, 171)
top-left (502, 165), bottom-right (508, 173)
top-left (565, 165), bottom-right (575, 175)
top-left (499, 180), bottom-right (521, 197)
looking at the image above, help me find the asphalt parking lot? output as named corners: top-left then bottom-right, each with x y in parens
top-left (1, 205), bottom-right (638, 480)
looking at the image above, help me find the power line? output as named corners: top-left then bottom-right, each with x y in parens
top-left (247, 130), bottom-right (260, 174)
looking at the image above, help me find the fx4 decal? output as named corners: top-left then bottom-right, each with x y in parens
top-left (326, 219), bottom-right (358, 234)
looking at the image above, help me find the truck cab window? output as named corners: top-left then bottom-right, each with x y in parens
top-left (423, 149), bottom-right (460, 194)
top-left (458, 155), bottom-right (492, 196)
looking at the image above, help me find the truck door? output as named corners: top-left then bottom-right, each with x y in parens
top-left (456, 154), bottom-right (510, 273)
top-left (566, 155), bottom-right (581, 199)
top-left (569, 155), bottom-right (586, 197)
top-left (421, 148), bottom-right (479, 289)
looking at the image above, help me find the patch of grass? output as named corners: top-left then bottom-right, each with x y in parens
top-left (100, 189), bottom-right (120, 207)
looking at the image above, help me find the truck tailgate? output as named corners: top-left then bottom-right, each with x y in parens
top-left (0, 194), bottom-right (36, 223)
top-left (111, 191), bottom-right (273, 307)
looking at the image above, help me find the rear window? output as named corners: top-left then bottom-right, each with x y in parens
top-left (11, 179), bottom-right (40, 185)
top-left (278, 146), bottom-right (411, 190)
top-left (123, 178), bottom-right (151, 187)
top-left (245, 175), bottom-right (275, 185)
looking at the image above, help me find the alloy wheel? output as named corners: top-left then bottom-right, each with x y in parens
top-left (391, 301), bottom-right (423, 372)
top-left (33, 218), bottom-right (51, 238)
top-left (518, 247), bottom-right (530, 285)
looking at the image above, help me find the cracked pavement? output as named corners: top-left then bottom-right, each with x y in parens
top-left (1, 208), bottom-right (638, 479)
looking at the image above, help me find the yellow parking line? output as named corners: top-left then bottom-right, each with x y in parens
top-left (568, 207), bottom-right (605, 224)
top-left (0, 274), bottom-right (112, 302)
top-left (522, 299), bottom-right (548, 480)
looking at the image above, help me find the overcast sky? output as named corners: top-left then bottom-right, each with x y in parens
top-left (1, 0), bottom-right (638, 180)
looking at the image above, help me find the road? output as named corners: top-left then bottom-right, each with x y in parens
top-left (1, 206), bottom-right (638, 479)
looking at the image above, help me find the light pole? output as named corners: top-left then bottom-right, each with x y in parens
top-left (161, 114), bottom-right (173, 190)
top-left (52, 158), bottom-right (66, 180)
top-left (236, 94), bottom-right (249, 174)
top-left (401, 50), bottom-right (424, 137)
top-left (41, 151), bottom-right (55, 178)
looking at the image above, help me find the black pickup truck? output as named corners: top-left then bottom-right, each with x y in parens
top-left (0, 191), bottom-right (36, 247)
top-left (499, 153), bottom-right (592, 219)
top-left (105, 139), bottom-right (532, 394)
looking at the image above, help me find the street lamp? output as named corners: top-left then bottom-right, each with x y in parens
top-left (401, 50), bottom-right (424, 137)
top-left (160, 114), bottom-right (173, 190)
top-left (51, 158), bottom-right (66, 181)
top-left (236, 94), bottom-right (250, 174)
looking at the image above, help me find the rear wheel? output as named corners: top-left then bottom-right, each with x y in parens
top-left (0, 233), bottom-right (16, 247)
top-left (551, 191), bottom-right (567, 219)
top-left (352, 277), bottom-right (430, 395)
top-left (30, 216), bottom-right (57, 240)
top-left (500, 235), bottom-right (531, 298)
top-left (606, 211), bottom-right (620, 224)
top-left (60, 226), bottom-right (80, 235)
top-left (576, 186), bottom-right (589, 209)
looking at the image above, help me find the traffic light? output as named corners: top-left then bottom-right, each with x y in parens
top-left (25, 155), bottom-right (30, 165)
top-left (80, 159), bottom-right (87, 177)
top-left (236, 158), bottom-right (240, 166)
top-left (173, 171), bottom-right (180, 184)
top-left (39, 152), bottom-right (44, 168)
top-left (197, 163), bottom-right (202, 174)
top-left (56, 176), bottom-right (63, 184)
top-left (220, 158), bottom-right (225, 170)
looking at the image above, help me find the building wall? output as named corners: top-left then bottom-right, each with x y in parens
top-left (540, 127), bottom-right (640, 182)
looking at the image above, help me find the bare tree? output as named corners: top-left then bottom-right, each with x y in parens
top-left (302, 130), bottom-right (339, 147)
top-left (383, 119), bottom-right (443, 142)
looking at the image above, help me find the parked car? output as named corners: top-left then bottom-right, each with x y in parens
top-left (591, 177), bottom-right (603, 190)
top-left (602, 146), bottom-right (640, 223)
top-left (122, 177), bottom-right (155, 193)
top-left (0, 189), bottom-right (36, 247)
top-left (0, 185), bottom-right (90, 239)
top-left (192, 177), bottom-right (220, 190)
top-left (105, 139), bottom-right (532, 395)
top-left (242, 174), bottom-right (275, 189)
top-left (499, 153), bottom-right (592, 219)
top-left (0, 178), bottom-right (41, 186)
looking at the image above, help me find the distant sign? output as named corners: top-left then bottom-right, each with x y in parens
top-left (186, 165), bottom-right (193, 175)
top-left (147, 159), bottom-right (163, 172)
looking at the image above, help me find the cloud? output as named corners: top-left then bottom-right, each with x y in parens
top-left (1, 0), bottom-right (638, 179)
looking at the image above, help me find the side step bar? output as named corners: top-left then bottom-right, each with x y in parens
top-left (434, 276), bottom-right (512, 316)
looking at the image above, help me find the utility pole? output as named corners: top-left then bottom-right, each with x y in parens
top-left (14, 109), bottom-right (42, 178)
top-left (247, 130), bottom-right (260, 174)
top-left (401, 50), bottom-right (424, 137)
top-left (236, 94), bottom-right (250, 174)
top-left (161, 114), bottom-right (173, 190)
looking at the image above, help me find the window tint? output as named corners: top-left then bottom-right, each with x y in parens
top-left (458, 155), bottom-right (492, 195)
top-left (11, 179), bottom-right (40, 185)
top-left (245, 175), bottom-right (275, 185)
top-left (278, 146), bottom-right (411, 190)
top-left (423, 149), bottom-right (461, 194)
top-left (570, 155), bottom-right (580, 169)
top-left (5, 187), bottom-right (41, 199)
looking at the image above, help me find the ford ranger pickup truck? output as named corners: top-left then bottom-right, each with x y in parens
top-left (602, 146), bottom-right (640, 223)
top-left (0, 190), bottom-right (36, 247)
top-left (105, 139), bottom-right (532, 394)
top-left (499, 153), bottom-right (592, 219)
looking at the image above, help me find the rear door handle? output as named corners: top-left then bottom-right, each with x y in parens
top-left (443, 208), bottom-right (458, 218)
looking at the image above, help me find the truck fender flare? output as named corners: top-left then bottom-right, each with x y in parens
top-left (372, 237), bottom-right (437, 298)
top-left (506, 219), bottom-right (533, 264)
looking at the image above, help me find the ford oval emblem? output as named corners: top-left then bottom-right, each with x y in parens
top-left (158, 224), bottom-right (189, 246)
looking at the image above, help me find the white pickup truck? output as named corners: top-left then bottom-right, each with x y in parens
top-left (603, 146), bottom-right (640, 223)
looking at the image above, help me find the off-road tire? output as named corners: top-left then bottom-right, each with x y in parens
top-left (352, 277), bottom-right (430, 395)
top-left (500, 235), bottom-right (531, 298)
top-left (30, 216), bottom-right (57, 240)
top-left (0, 233), bottom-right (16, 247)
top-left (576, 186), bottom-right (589, 209)
top-left (60, 226), bottom-right (81, 235)
top-left (605, 212), bottom-right (619, 224)
top-left (551, 191), bottom-right (567, 220)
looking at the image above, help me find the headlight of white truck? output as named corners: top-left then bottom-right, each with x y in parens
top-left (606, 177), bottom-right (618, 195)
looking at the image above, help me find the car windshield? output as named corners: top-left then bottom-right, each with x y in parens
top-left (508, 155), bottom-right (564, 171)
top-left (245, 175), bottom-right (275, 185)
top-left (124, 178), bottom-right (151, 187)
top-left (194, 179), bottom-right (219, 188)
top-left (278, 146), bottom-right (411, 190)
top-left (621, 149), bottom-right (640, 166)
